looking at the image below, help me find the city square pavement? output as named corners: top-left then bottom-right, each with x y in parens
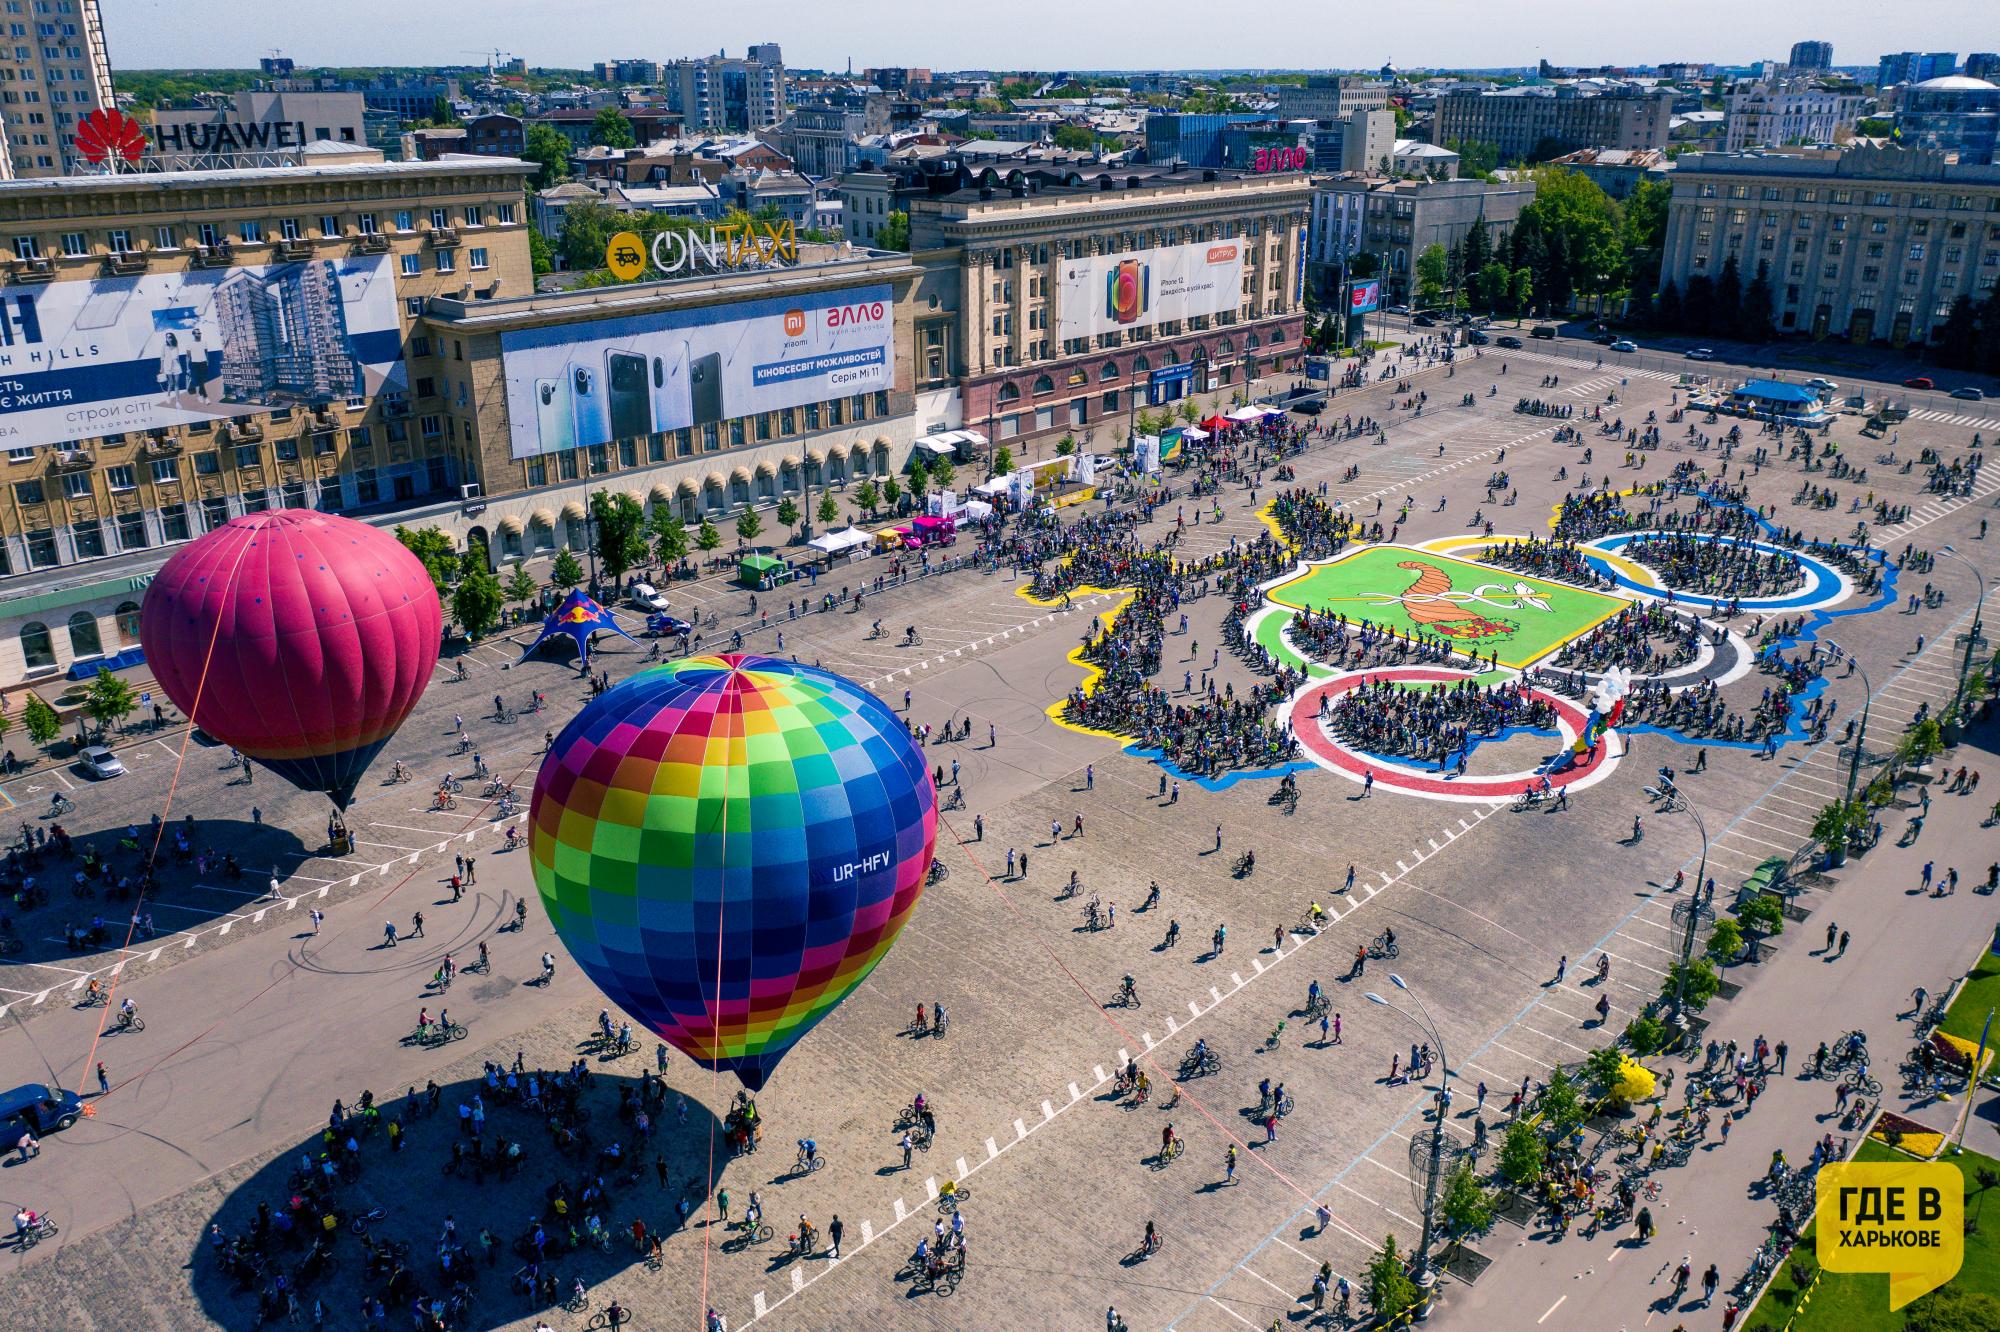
top-left (0, 331), bottom-right (1995, 1331)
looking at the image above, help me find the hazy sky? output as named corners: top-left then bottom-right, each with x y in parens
top-left (102, 0), bottom-right (1988, 73)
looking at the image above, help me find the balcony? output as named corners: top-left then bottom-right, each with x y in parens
top-left (219, 420), bottom-right (264, 444)
top-left (103, 250), bottom-right (147, 276)
top-left (426, 226), bottom-right (461, 248)
top-left (6, 255), bottom-right (56, 283)
top-left (51, 447), bottom-right (94, 473)
top-left (274, 237), bottom-right (313, 261)
top-left (355, 232), bottom-right (391, 253)
top-left (140, 435), bottom-right (182, 459)
top-left (191, 241), bottom-right (235, 268)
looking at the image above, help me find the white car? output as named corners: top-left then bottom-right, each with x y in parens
top-left (1609, 339), bottom-right (1638, 353)
top-left (1685, 348), bottom-right (1715, 361)
top-left (626, 583), bottom-right (670, 613)
top-left (78, 745), bottom-right (126, 779)
top-left (1806, 377), bottom-right (1839, 393)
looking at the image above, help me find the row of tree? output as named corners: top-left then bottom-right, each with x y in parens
top-left (1651, 253), bottom-right (1780, 342)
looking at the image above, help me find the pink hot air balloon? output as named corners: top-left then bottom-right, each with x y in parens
top-left (139, 510), bottom-right (443, 807)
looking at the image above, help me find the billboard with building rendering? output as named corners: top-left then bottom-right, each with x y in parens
top-left (0, 255), bottom-right (404, 449)
top-left (1055, 239), bottom-right (1244, 342)
top-left (497, 284), bottom-right (895, 460)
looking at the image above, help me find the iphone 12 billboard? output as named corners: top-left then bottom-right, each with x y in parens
top-left (1057, 240), bottom-right (1242, 343)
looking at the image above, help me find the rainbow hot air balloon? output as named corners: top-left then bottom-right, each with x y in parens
top-left (530, 654), bottom-right (936, 1090)
top-left (139, 510), bottom-right (443, 808)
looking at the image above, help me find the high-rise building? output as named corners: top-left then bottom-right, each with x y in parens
top-left (0, 0), bottom-right (117, 179)
top-left (1966, 53), bottom-right (2000, 83)
top-left (1919, 53), bottom-right (1960, 81)
top-left (1878, 52), bottom-right (1922, 87)
top-left (1788, 41), bottom-right (1834, 72)
top-left (1894, 75), bottom-right (1999, 166)
top-left (667, 49), bottom-right (787, 131)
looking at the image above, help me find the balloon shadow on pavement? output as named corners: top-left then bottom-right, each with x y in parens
top-left (8, 818), bottom-right (308, 974)
top-left (190, 1069), bottom-right (728, 1331)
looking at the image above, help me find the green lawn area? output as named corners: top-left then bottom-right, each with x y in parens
top-left (1939, 952), bottom-right (2000, 1047)
top-left (1745, 1141), bottom-right (2000, 1330)
top-left (1262, 545), bottom-right (1628, 670)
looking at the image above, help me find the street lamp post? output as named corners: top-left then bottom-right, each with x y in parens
top-left (1826, 639), bottom-right (1872, 811)
top-left (1937, 544), bottom-right (1989, 716)
top-left (1650, 775), bottom-right (1713, 1023)
top-left (1366, 975), bottom-right (1454, 1317)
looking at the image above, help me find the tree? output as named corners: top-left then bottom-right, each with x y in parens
top-left (775, 497), bottom-right (801, 537)
top-left (1812, 798), bottom-right (1865, 857)
top-left (1903, 1284), bottom-right (2000, 1332)
top-left (528, 228), bottom-right (555, 276)
top-left (1898, 717), bottom-right (1945, 768)
top-left (1714, 254), bottom-right (1745, 339)
top-left (1540, 1066), bottom-right (1585, 1137)
top-left (877, 210), bottom-right (910, 252)
top-left (1664, 956), bottom-right (1728, 1008)
top-left (394, 524), bottom-right (459, 597)
top-left (1052, 124), bottom-right (1101, 151)
top-left (1447, 139), bottom-right (1500, 180)
top-left (1498, 1119), bottom-right (1545, 1186)
top-left (1510, 267), bottom-right (1534, 315)
top-left (1624, 1015), bottom-right (1668, 1055)
top-left (907, 457), bottom-right (930, 497)
top-left (1582, 1046), bottom-right (1627, 1099)
top-left (23, 694), bottom-right (60, 748)
top-left (735, 510), bottom-right (763, 545)
top-left (881, 477), bottom-right (902, 511)
top-left (523, 123), bottom-right (571, 189)
top-left (991, 446), bottom-right (1014, 476)
top-left (1740, 259), bottom-right (1776, 343)
top-left (1654, 279), bottom-right (1684, 331)
top-left (695, 518), bottom-right (722, 551)
top-left (1365, 1234), bottom-right (1420, 1320)
top-left (1414, 243), bottom-right (1450, 307)
top-left (1937, 296), bottom-right (1980, 370)
top-left (82, 667), bottom-right (137, 738)
top-left (1735, 896), bottom-right (1784, 963)
top-left (649, 505), bottom-right (689, 567)
top-left (589, 492), bottom-right (648, 584)
top-left (452, 566), bottom-right (504, 639)
top-left (504, 564), bottom-right (540, 608)
top-left (549, 547), bottom-right (585, 591)
top-left (817, 492), bottom-right (840, 527)
top-left (1439, 1160), bottom-right (1496, 1237)
top-left (1682, 273), bottom-right (1718, 332)
top-left (1705, 916), bottom-right (1745, 964)
top-left (854, 479), bottom-right (880, 516)
top-left (1620, 178), bottom-right (1671, 306)
top-left (589, 107), bottom-right (635, 149)
top-left (929, 459), bottom-right (955, 492)
top-left (1054, 436), bottom-right (1077, 456)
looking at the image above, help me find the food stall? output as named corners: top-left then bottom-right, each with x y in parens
top-left (737, 552), bottom-right (791, 589)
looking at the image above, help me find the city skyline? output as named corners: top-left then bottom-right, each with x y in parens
top-left (101, 0), bottom-right (1991, 74)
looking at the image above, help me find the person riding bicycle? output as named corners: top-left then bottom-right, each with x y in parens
top-left (1119, 974), bottom-right (1137, 1005)
top-left (905, 625), bottom-right (918, 644)
top-left (797, 1138), bottom-right (818, 1170)
top-left (1383, 927), bottom-right (1397, 954)
top-left (871, 619), bottom-right (883, 638)
top-left (391, 760), bottom-right (409, 782)
top-left (48, 792), bottom-right (66, 816)
top-left (1308, 900), bottom-right (1326, 928)
top-left (540, 952), bottom-right (556, 981)
top-left (1141, 1220), bottom-right (1159, 1254)
top-left (85, 978), bottom-right (102, 1004)
top-left (603, 1300), bottom-right (627, 1328)
top-left (1161, 1123), bottom-right (1178, 1156)
top-left (118, 996), bottom-right (138, 1025)
top-left (1190, 1038), bottom-right (1209, 1068)
top-left (1596, 954), bottom-right (1610, 982)
top-left (1307, 978), bottom-right (1322, 1010)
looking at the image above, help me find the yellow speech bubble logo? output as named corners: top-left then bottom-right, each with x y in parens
top-left (1817, 1160), bottom-right (1963, 1310)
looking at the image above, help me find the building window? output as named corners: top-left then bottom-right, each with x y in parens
top-left (357, 213), bottom-right (377, 235)
top-left (106, 228), bottom-right (131, 253)
top-left (150, 457), bottom-right (179, 483)
top-left (468, 247), bottom-right (488, 270)
top-left (11, 235), bottom-right (40, 259)
top-left (14, 478), bottom-right (44, 505)
top-left (401, 253), bottom-right (421, 276)
top-left (154, 225), bottom-right (178, 251)
top-left (319, 214), bottom-right (340, 238)
top-left (435, 250), bottom-right (454, 274)
top-left (19, 620), bottom-right (55, 670)
top-left (496, 203), bottom-right (516, 225)
top-left (462, 206), bottom-right (481, 228)
top-left (395, 210), bottom-right (414, 232)
top-left (71, 518), bottom-right (105, 559)
top-left (116, 510), bottom-right (146, 550)
top-left (239, 220), bottom-right (263, 243)
top-left (159, 505), bottom-right (190, 541)
top-left (58, 229), bottom-right (84, 256)
top-left (280, 217), bottom-right (301, 241)
top-left (61, 471), bottom-right (91, 499)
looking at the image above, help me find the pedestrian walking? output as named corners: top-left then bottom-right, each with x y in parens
top-left (1362, 769), bottom-right (1374, 797)
top-left (309, 909), bottom-right (323, 934)
top-left (1225, 1144), bottom-right (1238, 1184)
top-left (829, 1215), bottom-right (844, 1259)
top-left (1837, 929), bottom-right (1850, 957)
top-left (1774, 1040), bottom-right (1788, 1074)
top-left (411, 911), bottom-right (425, 939)
top-left (901, 1132), bottom-right (913, 1170)
top-left (1554, 954), bottom-right (1567, 984)
top-left (464, 856), bottom-right (475, 885)
top-left (96, 1061), bottom-right (109, 1095)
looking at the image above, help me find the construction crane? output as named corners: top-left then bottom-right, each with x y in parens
top-left (460, 49), bottom-right (512, 82)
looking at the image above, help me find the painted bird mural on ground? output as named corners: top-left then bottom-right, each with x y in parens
top-left (1381, 560), bottom-right (1528, 641)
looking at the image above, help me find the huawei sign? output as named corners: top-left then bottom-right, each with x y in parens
top-left (75, 108), bottom-right (148, 166)
top-left (1206, 244), bottom-right (1239, 265)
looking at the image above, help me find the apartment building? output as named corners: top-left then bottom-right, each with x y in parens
top-left (1433, 85), bottom-right (1676, 162)
top-left (1723, 84), bottom-right (1863, 150)
top-left (0, 0), bottom-right (115, 178)
top-left (667, 49), bottom-right (787, 132)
